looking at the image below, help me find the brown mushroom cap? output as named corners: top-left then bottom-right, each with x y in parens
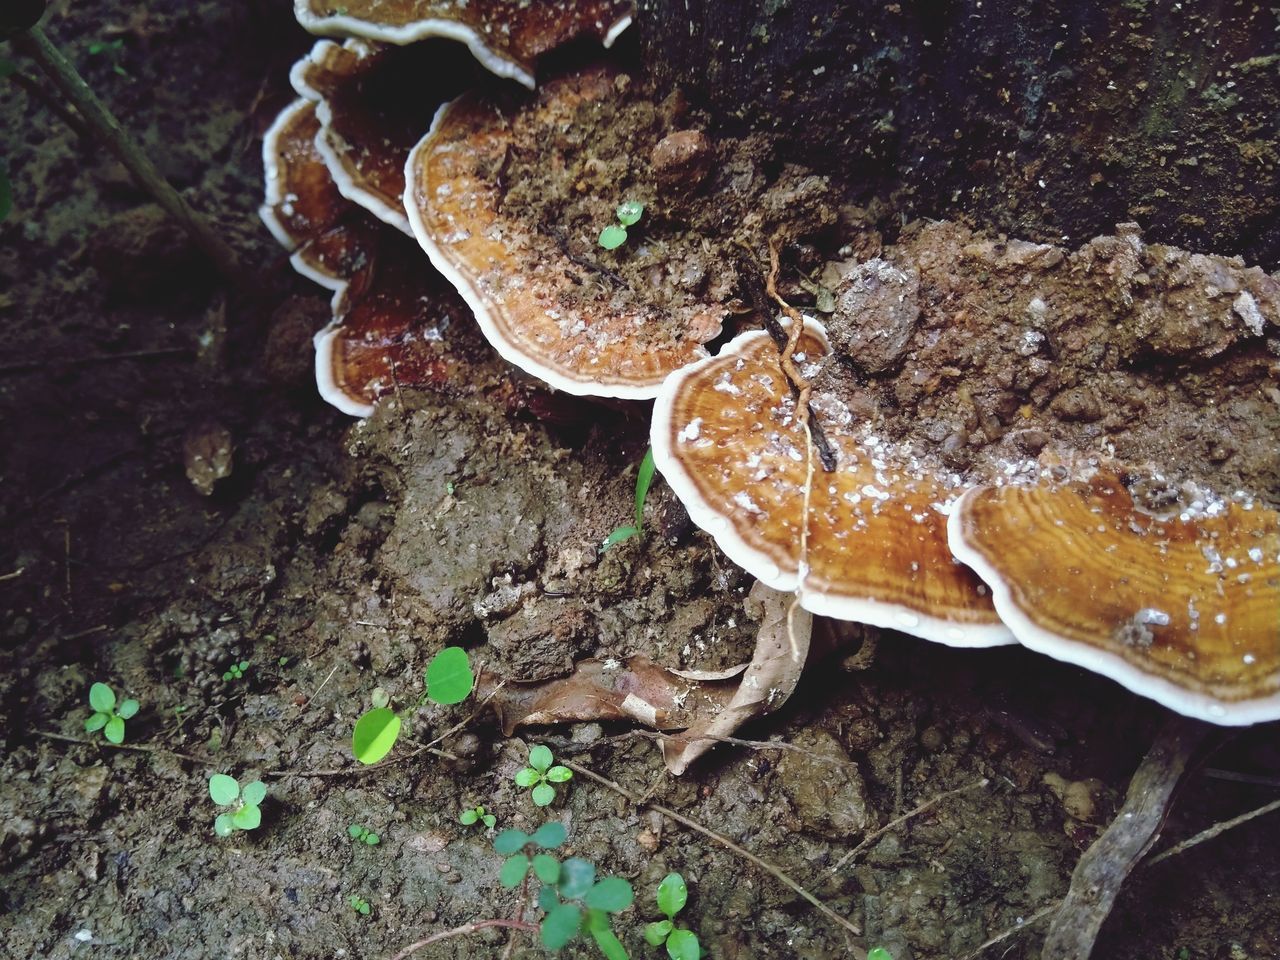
top-left (293, 0), bottom-right (634, 89)
top-left (948, 474), bottom-right (1280, 723)
top-left (291, 38), bottom-right (452, 234)
top-left (404, 67), bottom-right (724, 398)
top-left (261, 98), bottom-right (480, 416)
top-left (651, 318), bottom-right (1013, 647)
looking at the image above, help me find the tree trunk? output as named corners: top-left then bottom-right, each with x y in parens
top-left (638, 0), bottom-right (1280, 266)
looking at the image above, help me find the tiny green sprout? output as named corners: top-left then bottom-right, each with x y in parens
top-left (347, 823), bottom-right (381, 845)
top-left (348, 894), bottom-right (372, 916)
top-left (84, 682), bottom-right (139, 745)
top-left (277, 655), bottom-right (290, 667)
top-left (644, 873), bottom-right (701, 960)
top-left (598, 200), bottom-right (644, 251)
top-left (209, 774), bottom-right (267, 837)
top-left (222, 660), bottom-right (249, 682)
top-left (86, 37), bottom-right (129, 77)
top-left (460, 805), bottom-right (497, 829)
top-left (867, 949), bottom-right (893, 960)
top-left (602, 448), bottom-right (656, 551)
top-left (352, 647), bottom-right (474, 764)
top-left (515, 745), bottom-right (573, 807)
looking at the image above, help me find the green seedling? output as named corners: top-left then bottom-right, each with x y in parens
top-left (222, 659), bottom-right (249, 682)
top-left (598, 199), bottom-right (644, 251)
top-left (348, 894), bottom-right (372, 916)
top-left (515, 745), bottom-right (573, 807)
top-left (643, 873), bottom-right (701, 960)
top-left (602, 448), bottom-right (656, 551)
top-left (352, 646), bottom-right (475, 764)
top-left (84, 682), bottom-right (139, 745)
top-left (867, 950), bottom-right (893, 960)
top-left (86, 37), bottom-right (128, 77)
top-left (460, 805), bottom-right (497, 829)
top-left (495, 824), bottom-right (632, 959)
top-left (347, 823), bottom-right (381, 845)
top-left (209, 773), bottom-right (266, 837)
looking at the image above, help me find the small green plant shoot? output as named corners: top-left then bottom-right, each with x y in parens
top-left (348, 894), bottom-right (371, 916)
top-left (460, 805), bottom-right (497, 829)
top-left (515, 745), bottom-right (573, 807)
top-left (222, 659), bottom-right (249, 681)
top-left (86, 37), bottom-right (128, 77)
top-left (602, 448), bottom-right (656, 551)
top-left (84, 682), bottom-right (138, 745)
top-left (348, 823), bottom-right (381, 845)
top-left (352, 646), bottom-right (475, 764)
top-left (867, 949), bottom-right (893, 960)
top-left (598, 199), bottom-right (644, 250)
top-left (209, 773), bottom-right (266, 837)
top-left (495, 823), bottom-right (632, 959)
top-left (644, 873), bottom-right (701, 960)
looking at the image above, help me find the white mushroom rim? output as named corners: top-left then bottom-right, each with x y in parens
top-left (404, 99), bottom-right (701, 400)
top-left (946, 488), bottom-right (1280, 725)
top-left (651, 322), bottom-right (1015, 650)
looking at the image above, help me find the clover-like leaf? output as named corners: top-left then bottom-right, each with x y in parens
top-left (537, 884), bottom-right (560, 913)
top-left (667, 928), bottom-right (701, 960)
top-left (425, 646), bottom-right (474, 705)
top-left (214, 813), bottom-right (235, 837)
top-left (598, 224), bottom-right (628, 250)
top-left (546, 766), bottom-right (573, 783)
top-left (645, 920), bottom-right (674, 946)
top-left (493, 829), bottom-right (530, 855)
top-left (531, 782), bottom-right (556, 807)
top-left (528, 745), bottom-right (553, 771)
top-left (209, 774), bottom-right (240, 806)
top-left (240, 781), bottom-right (267, 807)
top-left (515, 767), bottom-right (540, 788)
top-left (460, 809), bottom-right (478, 825)
top-left (232, 804), bottom-right (262, 831)
top-left (592, 923), bottom-right (629, 960)
top-left (541, 903), bottom-right (582, 950)
top-left (557, 857), bottom-right (596, 899)
top-left (89, 682), bottom-right (116, 713)
top-left (116, 699), bottom-right (139, 720)
top-left (349, 824), bottom-right (364, 838)
top-left (584, 877), bottom-right (633, 912)
top-left (616, 200), bottom-right (644, 227)
top-left (500, 854), bottom-right (530, 889)
top-left (352, 707), bottom-right (401, 765)
top-left (532, 854), bottom-right (561, 884)
top-left (531, 821), bottom-right (567, 849)
top-left (104, 716), bottom-right (125, 744)
top-left (482, 814), bottom-right (497, 828)
top-left (84, 712), bottom-right (109, 733)
top-left (657, 872), bottom-right (688, 918)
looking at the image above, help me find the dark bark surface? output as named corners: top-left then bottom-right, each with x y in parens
top-left (639, 0), bottom-right (1280, 266)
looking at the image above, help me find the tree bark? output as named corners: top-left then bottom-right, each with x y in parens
top-left (638, 0), bottom-right (1280, 266)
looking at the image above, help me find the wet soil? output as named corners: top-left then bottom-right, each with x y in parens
top-left (3, 4), bottom-right (1280, 960)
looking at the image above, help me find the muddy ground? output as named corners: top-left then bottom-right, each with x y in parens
top-left (2, 3), bottom-right (1279, 960)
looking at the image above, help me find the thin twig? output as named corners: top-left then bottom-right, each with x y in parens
top-left (62, 624), bottom-right (108, 641)
top-left (1145, 797), bottom-right (1280, 868)
top-left (0, 567), bottom-right (25, 582)
top-left (36, 731), bottom-right (208, 766)
top-left (557, 728), bottom-right (860, 767)
top-left (11, 24), bottom-right (247, 285)
top-left (1203, 767), bottom-right (1280, 789)
top-left (308, 662), bottom-right (341, 703)
top-left (955, 903), bottom-right (1060, 960)
top-left (388, 919), bottom-right (538, 960)
top-left (829, 778), bottom-right (990, 873)
top-left (560, 757), bottom-right (864, 945)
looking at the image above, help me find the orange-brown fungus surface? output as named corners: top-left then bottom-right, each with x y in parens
top-left (406, 67), bottom-right (723, 397)
top-left (652, 321), bottom-right (1011, 647)
top-left (294, 0), bottom-right (633, 87)
top-left (950, 474), bottom-right (1280, 722)
top-left (293, 40), bottom-right (451, 232)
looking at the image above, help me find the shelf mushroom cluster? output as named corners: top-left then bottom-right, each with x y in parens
top-left (261, 1), bottom-right (1280, 727)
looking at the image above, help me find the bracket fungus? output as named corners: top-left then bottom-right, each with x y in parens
top-left (949, 474), bottom-right (1280, 725)
top-left (651, 318), bottom-right (1013, 647)
top-left (293, 0), bottom-right (634, 89)
top-left (261, 96), bottom-right (477, 416)
top-left (405, 67), bottom-right (725, 397)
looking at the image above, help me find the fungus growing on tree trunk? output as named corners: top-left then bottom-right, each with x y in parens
top-left (948, 473), bottom-right (1280, 724)
top-left (293, 0), bottom-right (634, 89)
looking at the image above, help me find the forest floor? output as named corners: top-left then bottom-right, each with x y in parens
top-left (1, 3), bottom-right (1278, 960)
